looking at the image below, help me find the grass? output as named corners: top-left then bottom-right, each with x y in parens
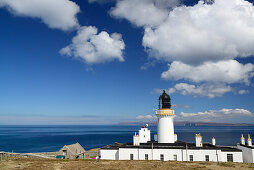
top-left (0, 158), bottom-right (253, 170)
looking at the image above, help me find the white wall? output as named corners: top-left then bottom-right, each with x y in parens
top-left (139, 128), bottom-right (150, 143)
top-left (118, 148), bottom-right (182, 161)
top-left (220, 151), bottom-right (242, 162)
top-left (157, 114), bottom-right (175, 143)
top-left (102, 148), bottom-right (243, 163)
top-left (182, 149), bottom-right (219, 162)
top-left (152, 149), bottom-right (182, 161)
top-left (100, 150), bottom-right (119, 160)
top-left (237, 145), bottom-right (254, 163)
top-left (119, 148), bottom-right (139, 160)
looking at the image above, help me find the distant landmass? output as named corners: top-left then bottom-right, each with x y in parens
top-left (118, 121), bottom-right (254, 126)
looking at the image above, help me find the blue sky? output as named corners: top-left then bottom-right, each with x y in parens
top-left (0, 0), bottom-right (254, 125)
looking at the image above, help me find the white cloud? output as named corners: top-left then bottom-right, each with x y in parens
top-left (59, 26), bottom-right (125, 64)
top-left (0, 0), bottom-right (80, 31)
top-left (238, 89), bottom-right (249, 95)
top-left (110, 0), bottom-right (179, 27)
top-left (167, 83), bottom-right (233, 98)
top-left (173, 104), bottom-right (192, 109)
top-left (177, 108), bottom-right (254, 122)
top-left (143, 0), bottom-right (254, 65)
top-left (161, 60), bottom-right (254, 84)
top-left (109, 0), bottom-right (254, 98)
top-left (136, 115), bottom-right (156, 120)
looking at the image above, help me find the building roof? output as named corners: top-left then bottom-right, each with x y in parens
top-left (59, 142), bottom-right (85, 155)
top-left (101, 141), bottom-right (241, 152)
top-left (238, 143), bottom-right (254, 149)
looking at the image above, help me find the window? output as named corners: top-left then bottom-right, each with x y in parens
top-left (130, 154), bottom-right (134, 160)
top-left (145, 154), bottom-right (148, 160)
top-left (205, 155), bottom-right (209, 162)
top-left (173, 154), bottom-right (177, 161)
top-left (227, 154), bottom-right (233, 162)
top-left (160, 154), bottom-right (164, 161)
top-left (189, 155), bottom-right (193, 161)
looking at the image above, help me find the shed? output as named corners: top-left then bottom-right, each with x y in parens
top-left (58, 142), bottom-right (85, 159)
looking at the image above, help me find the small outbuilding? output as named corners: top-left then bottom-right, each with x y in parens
top-left (58, 142), bottom-right (85, 159)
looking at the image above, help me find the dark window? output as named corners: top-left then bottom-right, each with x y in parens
top-left (205, 155), bottom-right (209, 162)
top-left (145, 154), bottom-right (148, 160)
top-left (144, 135), bottom-right (145, 137)
top-left (227, 154), bottom-right (233, 162)
top-left (189, 155), bottom-right (193, 161)
top-left (160, 154), bottom-right (164, 161)
top-left (130, 154), bottom-right (134, 160)
top-left (173, 154), bottom-right (177, 161)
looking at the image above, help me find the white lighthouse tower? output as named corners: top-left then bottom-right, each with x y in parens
top-left (156, 90), bottom-right (175, 143)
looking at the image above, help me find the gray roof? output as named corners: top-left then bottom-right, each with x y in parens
top-left (238, 143), bottom-right (254, 149)
top-left (60, 142), bottom-right (85, 155)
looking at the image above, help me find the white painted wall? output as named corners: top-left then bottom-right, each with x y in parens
top-left (212, 138), bottom-right (216, 146)
top-left (100, 150), bottom-right (119, 160)
top-left (139, 128), bottom-right (150, 143)
top-left (195, 136), bottom-right (203, 147)
top-left (157, 115), bottom-right (174, 143)
top-left (174, 134), bottom-right (177, 142)
top-left (118, 148), bottom-right (139, 160)
top-left (133, 136), bottom-right (140, 146)
top-left (220, 151), bottom-right (243, 162)
top-left (101, 148), bottom-right (243, 163)
top-left (237, 144), bottom-right (254, 163)
top-left (152, 149), bottom-right (182, 161)
top-left (182, 149), bottom-right (220, 162)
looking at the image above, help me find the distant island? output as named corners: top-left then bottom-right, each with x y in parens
top-left (118, 121), bottom-right (254, 126)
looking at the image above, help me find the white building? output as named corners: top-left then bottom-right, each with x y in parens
top-left (100, 90), bottom-right (243, 162)
top-left (237, 134), bottom-right (254, 163)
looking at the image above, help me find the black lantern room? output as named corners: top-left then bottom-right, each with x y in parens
top-left (159, 90), bottom-right (171, 109)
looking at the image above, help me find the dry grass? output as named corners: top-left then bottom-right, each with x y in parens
top-left (0, 158), bottom-right (253, 170)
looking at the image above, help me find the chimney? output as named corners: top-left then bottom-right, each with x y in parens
top-left (241, 134), bottom-right (245, 145)
top-left (174, 134), bottom-right (177, 142)
top-left (247, 134), bottom-right (252, 146)
top-left (212, 137), bottom-right (216, 146)
top-left (154, 134), bottom-right (158, 142)
top-left (133, 132), bottom-right (140, 146)
top-left (195, 133), bottom-right (203, 147)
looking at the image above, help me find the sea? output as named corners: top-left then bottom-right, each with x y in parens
top-left (0, 125), bottom-right (254, 153)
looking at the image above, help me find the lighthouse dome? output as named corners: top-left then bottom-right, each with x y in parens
top-left (159, 90), bottom-right (171, 109)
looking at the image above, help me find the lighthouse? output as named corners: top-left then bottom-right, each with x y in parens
top-left (156, 90), bottom-right (175, 143)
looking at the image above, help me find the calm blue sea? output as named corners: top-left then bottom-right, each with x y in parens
top-left (0, 125), bottom-right (254, 153)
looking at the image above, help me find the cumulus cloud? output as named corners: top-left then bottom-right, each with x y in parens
top-left (143, 0), bottom-right (254, 65)
top-left (136, 115), bottom-right (156, 120)
top-left (167, 83), bottom-right (233, 98)
top-left (0, 0), bottom-right (80, 31)
top-left (110, 0), bottom-right (179, 27)
top-left (59, 26), bottom-right (125, 64)
top-left (110, 0), bottom-right (254, 97)
top-left (176, 108), bottom-right (254, 122)
top-left (161, 60), bottom-right (254, 85)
